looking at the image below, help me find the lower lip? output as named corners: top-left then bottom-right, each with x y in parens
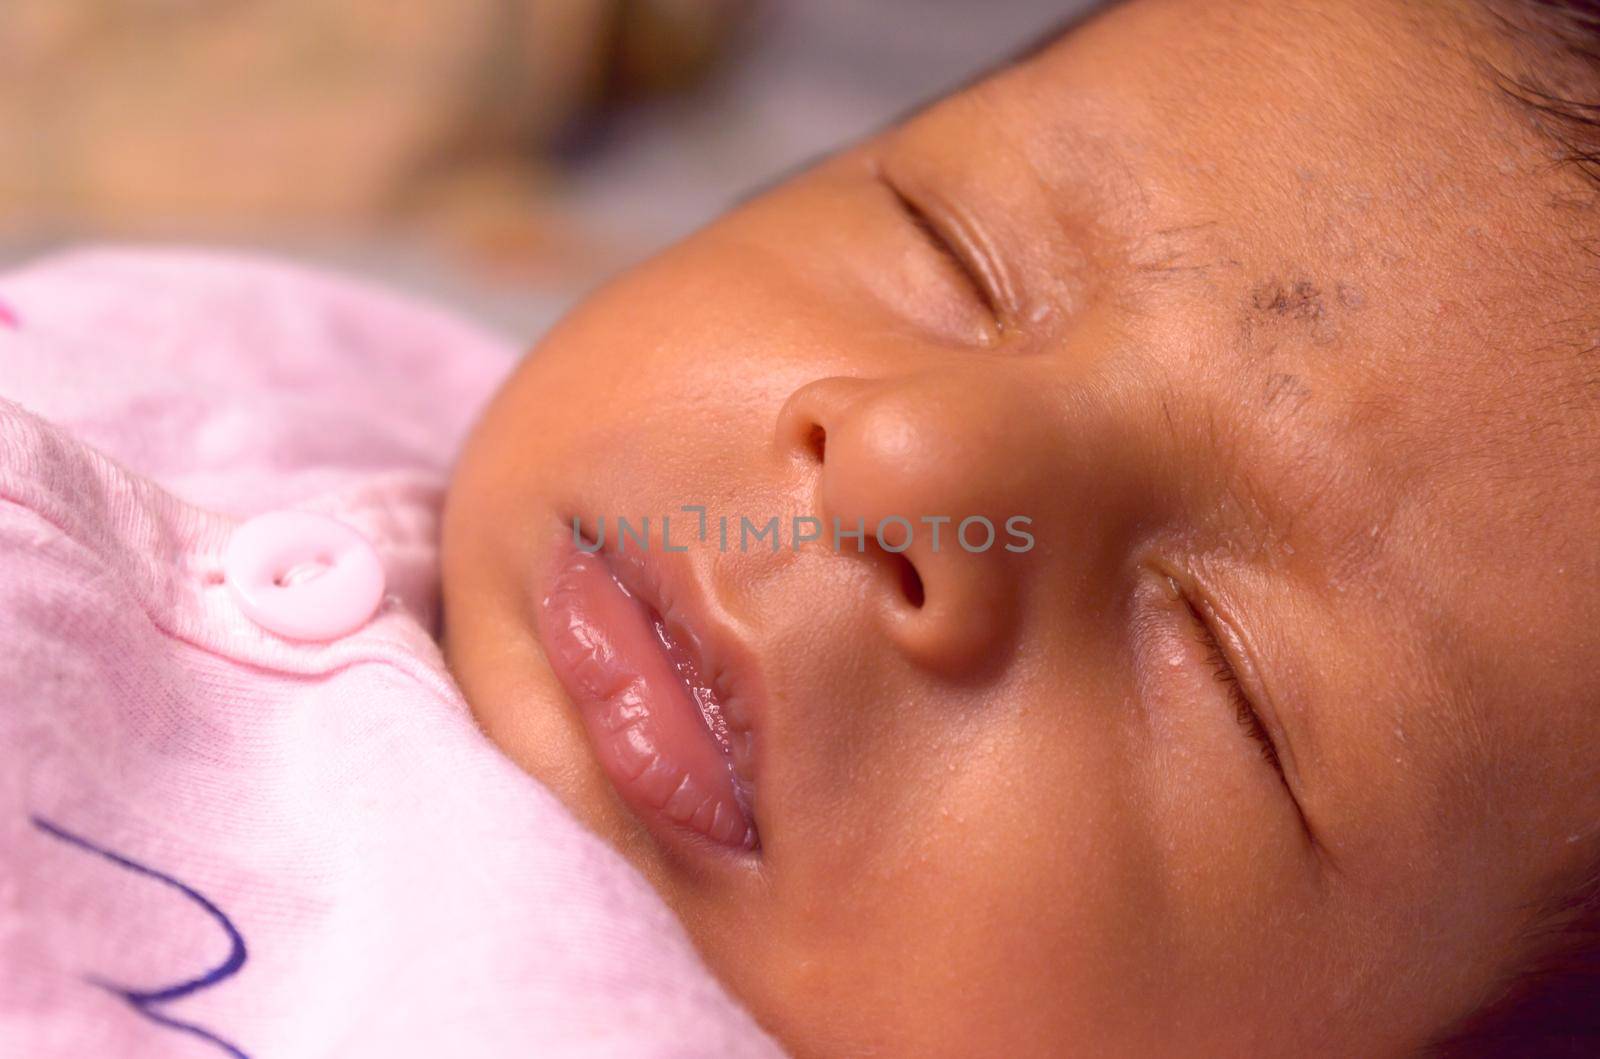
top-left (536, 544), bottom-right (758, 853)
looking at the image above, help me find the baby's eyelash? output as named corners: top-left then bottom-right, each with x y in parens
top-left (881, 175), bottom-right (1001, 321)
top-left (1187, 600), bottom-right (1282, 774)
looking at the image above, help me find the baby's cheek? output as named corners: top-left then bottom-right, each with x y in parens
top-left (880, 708), bottom-right (1181, 1044)
top-left (1104, 690), bottom-right (1337, 1032)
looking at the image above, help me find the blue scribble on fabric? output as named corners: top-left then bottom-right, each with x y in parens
top-left (31, 815), bottom-right (252, 1059)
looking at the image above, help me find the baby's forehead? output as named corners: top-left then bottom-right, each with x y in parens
top-left (916, 0), bottom-right (1600, 491)
top-left (934, 0), bottom-right (1579, 241)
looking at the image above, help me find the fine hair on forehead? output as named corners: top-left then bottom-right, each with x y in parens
top-left (1429, 7), bottom-right (1600, 1057)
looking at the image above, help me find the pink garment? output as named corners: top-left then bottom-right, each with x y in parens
top-left (0, 248), bottom-right (783, 1058)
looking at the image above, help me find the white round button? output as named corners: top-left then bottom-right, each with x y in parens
top-left (223, 510), bottom-right (386, 641)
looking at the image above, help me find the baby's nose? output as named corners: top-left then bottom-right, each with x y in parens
top-left (775, 369), bottom-right (1053, 673)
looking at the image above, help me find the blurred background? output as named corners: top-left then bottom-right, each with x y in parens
top-left (0, 0), bottom-right (1090, 343)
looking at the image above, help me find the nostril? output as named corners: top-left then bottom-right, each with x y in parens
top-left (804, 424), bottom-right (827, 463)
top-left (894, 554), bottom-right (925, 609)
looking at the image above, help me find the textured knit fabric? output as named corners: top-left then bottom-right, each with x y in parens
top-left (0, 248), bottom-right (782, 1059)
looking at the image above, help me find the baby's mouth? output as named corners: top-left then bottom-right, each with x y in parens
top-left (536, 537), bottom-right (759, 855)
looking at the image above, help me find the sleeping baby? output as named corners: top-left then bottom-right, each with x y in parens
top-left (4, 0), bottom-right (1598, 1056)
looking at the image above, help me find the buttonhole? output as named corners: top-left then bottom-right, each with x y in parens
top-left (275, 557), bottom-right (331, 587)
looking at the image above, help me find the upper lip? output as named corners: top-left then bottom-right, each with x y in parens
top-left (592, 535), bottom-right (765, 811)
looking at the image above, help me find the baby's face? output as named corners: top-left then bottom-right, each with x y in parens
top-left (443, 0), bottom-right (1600, 1054)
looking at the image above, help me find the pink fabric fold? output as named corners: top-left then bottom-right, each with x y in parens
top-left (0, 248), bottom-right (783, 1058)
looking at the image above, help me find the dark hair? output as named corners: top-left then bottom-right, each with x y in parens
top-left (1427, 863), bottom-right (1600, 1056)
top-left (1429, 8), bottom-right (1600, 1054)
top-left (1487, 0), bottom-right (1600, 184)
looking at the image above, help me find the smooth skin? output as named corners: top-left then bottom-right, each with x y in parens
top-left (442, 1), bottom-right (1600, 1055)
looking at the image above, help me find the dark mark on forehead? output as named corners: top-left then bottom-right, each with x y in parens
top-left (1245, 275), bottom-right (1365, 348)
top-left (1252, 278), bottom-right (1325, 321)
top-left (1336, 282), bottom-right (1365, 309)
